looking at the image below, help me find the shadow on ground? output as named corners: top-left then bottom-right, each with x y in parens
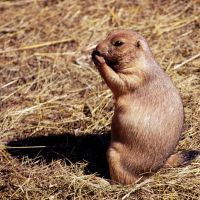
top-left (6, 132), bottom-right (111, 179)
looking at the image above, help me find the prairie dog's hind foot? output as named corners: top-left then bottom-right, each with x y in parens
top-left (107, 147), bottom-right (139, 185)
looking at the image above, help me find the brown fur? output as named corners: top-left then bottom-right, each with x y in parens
top-left (92, 29), bottom-right (198, 185)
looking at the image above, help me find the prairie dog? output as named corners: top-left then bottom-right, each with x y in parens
top-left (92, 29), bottom-right (199, 185)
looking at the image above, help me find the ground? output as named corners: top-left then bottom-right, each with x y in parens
top-left (0, 0), bottom-right (200, 199)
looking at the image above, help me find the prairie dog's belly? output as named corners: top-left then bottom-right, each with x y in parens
top-left (111, 95), bottom-right (182, 156)
top-left (111, 104), bottom-right (181, 173)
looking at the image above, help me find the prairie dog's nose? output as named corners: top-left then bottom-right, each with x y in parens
top-left (92, 49), bottom-right (101, 56)
top-left (96, 42), bottom-right (109, 55)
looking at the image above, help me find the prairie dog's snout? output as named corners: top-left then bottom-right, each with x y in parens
top-left (92, 41), bottom-right (110, 61)
top-left (95, 42), bottom-right (109, 56)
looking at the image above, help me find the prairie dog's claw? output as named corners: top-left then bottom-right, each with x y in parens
top-left (95, 55), bottom-right (106, 65)
top-left (92, 50), bottom-right (106, 67)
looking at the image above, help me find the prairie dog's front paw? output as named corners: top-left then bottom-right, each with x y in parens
top-left (92, 51), bottom-right (106, 67)
top-left (95, 55), bottom-right (106, 66)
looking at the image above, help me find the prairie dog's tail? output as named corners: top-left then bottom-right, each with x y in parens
top-left (164, 150), bottom-right (200, 168)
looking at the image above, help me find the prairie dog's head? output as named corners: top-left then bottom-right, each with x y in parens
top-left (92, 29), bottom-right (151, 71)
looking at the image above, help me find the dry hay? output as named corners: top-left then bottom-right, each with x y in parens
top-left (0, 0), bottom-right (200, 199)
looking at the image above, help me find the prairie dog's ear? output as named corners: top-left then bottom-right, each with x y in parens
top-left (135, 38), bottom-right (150, 51)
top-left (136, 40), bottom-right (141, 48)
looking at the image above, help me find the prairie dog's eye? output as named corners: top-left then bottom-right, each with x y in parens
top-left (113, 41), bottom-right (124, 47)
